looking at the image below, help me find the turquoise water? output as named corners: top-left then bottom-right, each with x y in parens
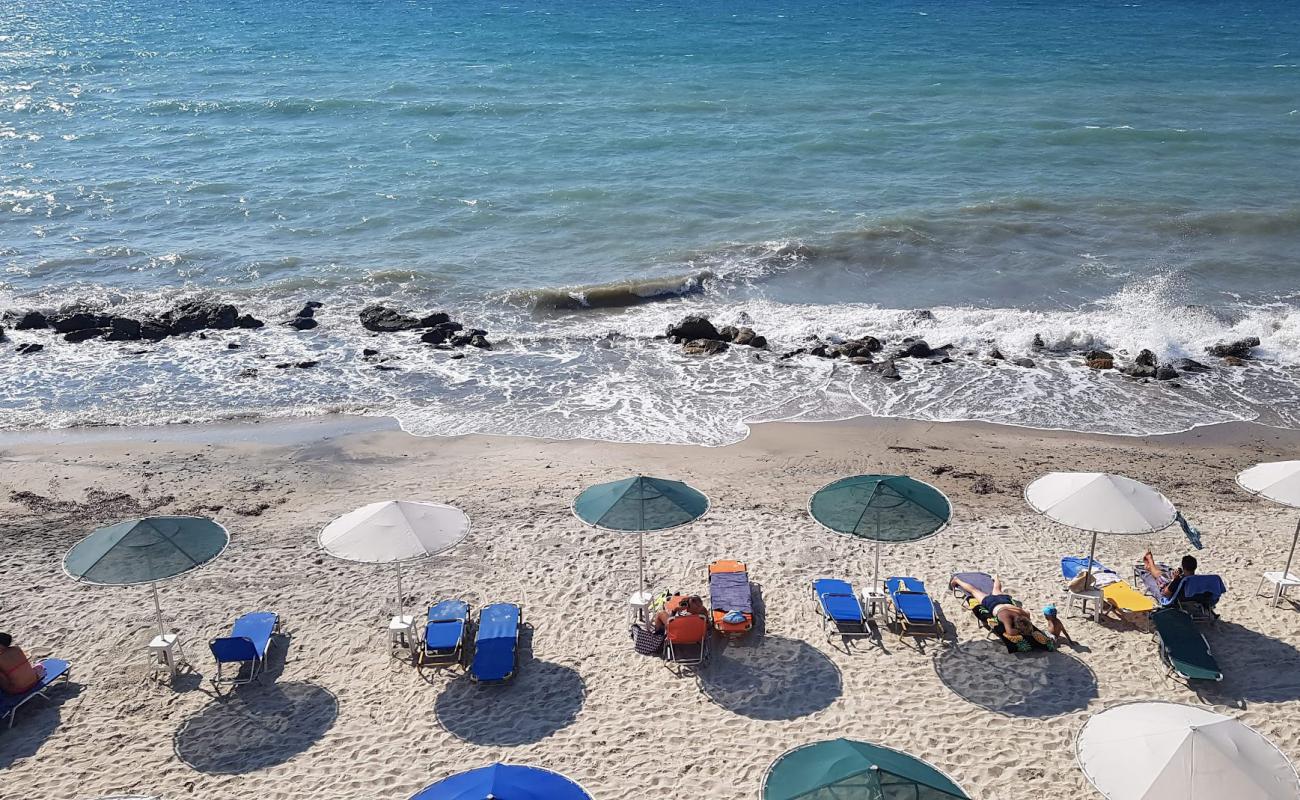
top-left (3, 1), bottom-right (1299, 442)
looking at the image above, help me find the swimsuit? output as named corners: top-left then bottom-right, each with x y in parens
top-left (980, 593), bottom-right (1015, 615)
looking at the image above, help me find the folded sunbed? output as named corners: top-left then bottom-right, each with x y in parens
top-left (209, 611), bottom-right (280, 688)
top-left (885, 577), bottom-right (941, 639)
top-left (470, 603), bottom-right (522, 684)
top-left (1061, 557), bottom-right (1155, 613)
top-left (1151, 608), bottom-right (1222, 682)
top-left (812, 578), bottom-right (870, 644)
top-left (709, 560), bottom-right (754, 637)
top-left (950, 571), bottom-right (1055, 653)
top-left (1, 658), bottom-right (71, 729)
top-left (420, 600), bottom-right (470, 669)
top-left (664, 613), bottom-right (709, 673)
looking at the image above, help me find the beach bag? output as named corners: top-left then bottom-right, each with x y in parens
top-left (630, 624), bottom-right (665, 656)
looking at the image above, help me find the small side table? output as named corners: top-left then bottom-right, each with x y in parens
top-left (1259, 572), bottom-right (1300, 607)
top-left (859, 588), bottom-right (888, 623)
top-left (627, 590), bottom-right (654, 625)
top-left (1064, 587), bottom-right (1104, 621)
top-left (388, 615), bottom-right (418, 655)
top-left (148, 632), bottom-right (188, 679)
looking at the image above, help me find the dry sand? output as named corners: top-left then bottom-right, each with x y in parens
top-left (3, 415), bottom-right (1300, 799)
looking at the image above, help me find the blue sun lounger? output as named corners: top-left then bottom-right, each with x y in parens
top-left (209, 611), bottom-right (280, 688)
top-left (812, 579), bottom-right (870, 645)
top-left (420, 600), bottom-right (470, 669)
top-left (885, 577), bottom-right (941, 639)
top-left (1, 658), bottom-right (71, 729)
top-left (470, 603), bottom-right (522, 684)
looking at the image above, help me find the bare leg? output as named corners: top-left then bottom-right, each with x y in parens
top-left (949, 576), bottom-right (988, 604)
top-left (992, 575), bottom-right (1005, 595)
top-left (1142, 550), bottom-right (1160, 580)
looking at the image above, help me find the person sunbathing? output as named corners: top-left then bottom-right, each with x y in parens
top-left (1143, 551), bottom-right (1197, 599)
top-left (652, 594), bottom-right (706, 633)
top-left (0, 632), bottom-right (46, 695)
top-left (948, 575), bottom-right (1035, 637)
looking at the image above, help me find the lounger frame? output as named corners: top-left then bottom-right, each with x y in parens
top-left (810, 580), bottom-right (872, 648)
top-left (210, 614), bottom-right (281, 689)
top-left (1, 661), bottom-right (71, 729)
top-left (1153, 629), bottom-right (1222, 684)
top-left (418, 601), bottom-right (472, 671)
top-left (664, 621), bottom-right (710, 676)
top-left (884, 577), bottom-right (943, 641)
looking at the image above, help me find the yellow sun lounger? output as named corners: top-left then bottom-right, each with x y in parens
top-left (1102, 581), bottom-right (1157, 613)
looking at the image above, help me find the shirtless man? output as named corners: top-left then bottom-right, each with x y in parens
top-left (949, 575), bottom-right (1035, 637)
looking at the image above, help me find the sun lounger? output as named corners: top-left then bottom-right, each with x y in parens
top-left (1061, 557), bottom-right (1155, 614)
top-left (708, 560), bottom-right (754, 637)
top-left (1, 658), bottom-right (71, 729)
top-left (1135, 565), bottom-right (1226, 620)
top-left (209, 611), bottom-right (280, 688)
top-left (1151, 608), bottom-right (1222, 682)
top-left (812, 579), bottom-right (870, 644)
top-left (884, 577), bottom-right (941, 639)
top-left (664, 613), bottom-right (709, 674)
top-left (950, 571), bottom-right (1056, 653)
top-left (470, 603), bottom-right (522, 684)
top-left (420, 600), bottom-right (470, 669)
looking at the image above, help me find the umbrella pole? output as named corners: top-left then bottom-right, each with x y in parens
top-left (1278, 516), bottom-right (1300, 607)
top-left (638, 530), bottom-right (646, 595)
top-left (395, 560), bottom-right (404, 619)
top-left (872, 540), bottom-right (881, 592)
top-left (151, 582), bottom-right (166, 638)
top-left (1084, 531), bottom-right (1098, 584)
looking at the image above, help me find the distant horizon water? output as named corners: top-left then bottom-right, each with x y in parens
top-left (3, 0), bottom-right (1299, 444)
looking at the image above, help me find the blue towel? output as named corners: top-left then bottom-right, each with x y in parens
top-left (472, 603), bottom-right (520, 682)
top-left (1176, 512), bottom-right (1203, 550)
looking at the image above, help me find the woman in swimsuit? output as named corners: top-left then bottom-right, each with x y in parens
top-left (949, 576), bottom-right (1035, 637)
top-left (0, 632), bottom-right (45, 695)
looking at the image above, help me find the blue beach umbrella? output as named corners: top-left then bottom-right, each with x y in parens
top-left (573, 475), bottom-right (710, 593)
top-left (809, 474), bottom-right (951, 589)
top-left (410, 763), bottom-right (592, 800)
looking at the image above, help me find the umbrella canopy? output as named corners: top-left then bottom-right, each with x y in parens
top-left (410, 763), bottom-right (591, 800)
top-left (573, 475), bottom-right (709, 593)
top-left (763, 738), bottom-right (970, 800)
top-left (65, 516), bottom-right (229, 586)
top-left (1077, 701), bottom-right (1300, 800)
top-left (1238, 461), bottom-right (1300, 605)
top-left (1025, 472), bottom-right (1176, 534)
top-left (319, 500), bottom-right (470, 563)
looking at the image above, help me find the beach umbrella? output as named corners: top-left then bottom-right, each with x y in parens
top-left (808, 474), bottom-right (951, 589)
top-left (64, 515), bottom-right (229, 638)
top-left (762, 738), bottom-right (970, 800)
top-left (1025, 472), bottom-right (1176, 585)
top-left (573, 475), bottom-right (709, 593)
top-left (1076, 701), bottom-right (1300, 800)
top-left (410, 763), bottom-right (591, 800)
top-left (319, 500), bottom-right (469, 617)
top-left (1238, 461), bottom-right (1300, 606)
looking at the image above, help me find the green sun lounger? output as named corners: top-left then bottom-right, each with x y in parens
top-left (1151, 608), bottom-right (1222, 682)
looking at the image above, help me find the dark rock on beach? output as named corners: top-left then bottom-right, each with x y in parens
top-left (1121, 362), bottom-right (1157, 379)
top-left (878, 359), bottom-right (900, 380)
top-left (1013, 357), bottom-right (1036, 368)
top-left (103, 317), bottom-right (142, 341)
top-left (235, 314), bottom-right (265, 329)
top-left (420, 328), bottom-right (448, 345)
top-left (749, 335), bottom-right (767, 349)
top-left (140, 320), bottom-right (171, 341)
top-left (469, 334), bottom-right (492, 350)
top-left (419, 311), bottom-right (450, 327)
top-left (1135, 349), bottom-right (1158, 367)
top-left (1170, 358), bottom-right (1211, 373)
top-left (362, 348), bottom-right (380, 357)
top-left (15, 342), bottom-right (43, 354)
top-left (1155, 365), bottom-right (1179, 380)
top-left (683, 338), bottom-right (728, 355)
top-left (894, 339), bottom-right (932, 359)
top-left (164, 301), bottom-right (239, 333)
top-left (14, 311), bottom-right (47, 330)
top-left (295, 301), bottom-right (323, 318)
top-left (359, 304), bottom-right (422, 332)
top-left (1206, 337), bottom-right (1259, 358)
top-left (283, 317), bottom-right (318, 330)
top-left (667, 315), bottom-right (721, 342)
top-left (51, 312), bottom-right (107, 333)
top-left (63, 328), bottom-right (105, 343)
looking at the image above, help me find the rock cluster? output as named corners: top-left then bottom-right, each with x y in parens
top-left (665, 315), bottom-right (767, 355)
top-left (7, 301), bottom-right (264, 346)
top-left (359, 304), bottom-right (491, 350)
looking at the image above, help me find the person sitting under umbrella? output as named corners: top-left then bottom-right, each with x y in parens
top-left (0, 632), bottom-right (46, 695)
top-left (652, 594), bottom-right (706, 633)
top-left (1143, 551), bottom-right (1197, 599)
top-left (948, 575), bottom-right (1035, 637)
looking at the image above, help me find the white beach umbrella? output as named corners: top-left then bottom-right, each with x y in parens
top-left (1076, 701), bottom-right (1300, 800)
top-left (319, 500), bottom-right (469, 616)
top-left (1025, 472), bottom-right (1177, 584)
top-left (1238, 461), bottom-right (1300, 605)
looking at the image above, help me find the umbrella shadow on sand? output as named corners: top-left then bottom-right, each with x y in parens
top-left (435, 657), bottom-right (585, 746)
top-left (934, 638), bottom-right (1097, 718)
top-left (174, 681), bottom-right (339, 774)
top-left (1194, 621), bottom-right (1300, 708)
top-left (697, 633), bottom-right (842, 720)
top-left (0, 680), bottom-right (84, 771)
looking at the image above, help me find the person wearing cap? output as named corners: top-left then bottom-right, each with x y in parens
top-left (1042, 605), bottom-right (1070, 645)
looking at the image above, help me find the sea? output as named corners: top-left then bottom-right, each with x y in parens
top-left (3, 0), bottom-right (1299, 445)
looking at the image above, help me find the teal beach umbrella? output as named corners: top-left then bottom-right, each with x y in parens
top-left (64, 515), bottom-right (230, 638)
top-left (763, 738), bottom-right (970, 800)
top-left (573, 475), bottom-right (709, 593)
top-left (809, 474), bottom-right (951, 589)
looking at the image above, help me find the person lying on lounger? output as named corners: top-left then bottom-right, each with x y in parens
top-left (0, 632), bottom-right (46, 695)
top-left (1143, 551), bottom-right (1197, 599)
top-left (948, 576), bottom-right (1035, 638)
top-left (652, 594), bottom-right (706, 633)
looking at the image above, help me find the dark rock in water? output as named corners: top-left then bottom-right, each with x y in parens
top-left (235, 314), bottom-right (264, 329)
top-left (0, 325), bottom-right (5, 342)
top-left (667, 315), bottom-right (721, 341)
top-left (895, 339), bottom-right (931, 359)
top-left (1156, 365), bottom-right (1179, 380)
top-left (14, 311), bottom-right (48, 330)
top-left (849, 356), bottom-right (872, 365)
top-left (420, 328), bottom-right (448, 345)
top-left (450, 333), bottom-right (473, 347)
top-left (274, 362), bottom-right (292, 369)
top-left (51, 312), bottom-right (107, 333)
top-left (469, 334), bottom-right (492, 350)
top-left (198, 332), bottom-right (208, 340)
top-left (15, 342), bottom-right (43, 354)
top-left (239, 368), bottom-right (259, 378)
top-left (1032, 334), bottom-right (1045, 350)
top-left (433, 321), bottom-right (464, 334)
top-left (1135, 349), bottom-right (1158, 367)
top-left (1013, 357), bottom-right (1036, 368)
top-left (718, 325), bottom-right (739, 342)
top-left (1121, 363), bottom-right (1157, 378)
top-left (1222, 355), bottom-right (1245, 367)
top-left (359, 304), bottom-right (421, 332)
top-left (1083, 349), bottom-right (1114, 362)
top-left (859, 336), bottom-right (882, 352)
top-left (1086, 357), bottom-right (1114, 370)
top-left (450, 352), bottom-right (466, 360)
top-left (809, 344), bottom-right (832, 358)
top-left (64, 328), bottom-right (106, 343)
top-left (683, 338), bottom-right (728, 355)
top-left (140, 320), bottom-right (171, 341)
top-left (466, 327), bottom-right (487, 338)
top-left (878, 359), bottom-right (900, 380)
top-left (749, 335), bottom-right (767, 350)
top-left (294, 360), bottom-right (317, 369)
top-left (1206, 337), bottom-right (1260, 358)
top-left (778, 348), bottom-right (807, 361)
top-left (419, 311), bottom-right (450, 327)
top-left (102, 317), bottom-right (142, 341)
top-left (732, 327), bottom-right (756, 346)
top-left (296, 301), bottom-right (323, 318)
top-left (363, 348), bottom-right (380, 357)
top-left (283, 317), bottom-right (318, 330)
top-left (374, 364), bottom-right (401, 371)
top-left (165, 301), bottom-right (238, 333)
top-left (906, 309), bottom-right (936, 324)
top-left (989, 348), bottom-right (1005, 360)
top-left (226, 342), bottom-right (241, 350)
top-left (1170, 358), bottom-right (1210, 373)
